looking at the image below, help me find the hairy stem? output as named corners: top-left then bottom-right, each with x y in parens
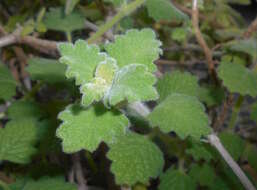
top-left (87, 0), bottom-right (145, 44)
top-left (208, 134), bottom-right (256, 190)
top-left (228, 95), bottom-right (244, 130)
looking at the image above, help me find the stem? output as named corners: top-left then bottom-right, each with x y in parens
top-left (208, 134), bottom-right (256, 190)
top-left (128, 102), bottom-right (256, 190)
top-left (87, 0), bottom-right (145, 44)
top-left (66, 31), bottom-right (72, 42)
top-left (191, 0), bottom-right (217, 83)
top-left (228, 95), bottom-right (244, 130)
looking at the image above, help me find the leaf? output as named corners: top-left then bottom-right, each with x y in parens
top-left (7, 100), bottom-right (43, 120)
top-left (56, 104), bottom-right (129, 153)
top-left (217, 61), bottom-right (257, 97)
top-left (158, 168), bottom-right (196, 190)
top-left (105, 28), bottom-right (162, 72)
top-left (186, 139), bottom-right (214, 162)
top-left (209, 177), bottom-right (230, 190)
top-left (26, 57), bottom-right (67, 83)
top-left (219, 132), bottom-right (245, 161)
top-left (146, 0), bottom-right (188, 22)
top-left (197, 85), bottom-right (225, 107)
top-left (107, 133), bottom-right (164, 186)
top-left (104, 0), bottom-right (125, 6)
top-left (58, 40), bottom-right (107, 85)
top-left (43, 7), bottom-right (84, 33)
top-left (225, 0), bottom-right (250, 5)
top-left (0, 62), bottom-right (17, 101)
top-left (226, 39), bottom-right (257, 61)
top-left (148, 93), bottom-right (211, 140)
top-left (65, 0), bottom-right (80, 15)
top-left (189, 163), bottom-right (216, 187)
top-left (156, 71), bottom-right (199, 102)
top-left (251, 102), bottom-right (257, 123)
top-left (9, 176), bottom-right (77, 190)
top-left (243, 144), bottom-right (257, 172)
top-left (108, 64), bottom-right (158, 106)
top-left (80, 58), bottom-right (118, 107)
top-left (0, 119), bottom-right (38, 164)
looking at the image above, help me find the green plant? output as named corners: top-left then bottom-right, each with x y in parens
top-left (0, 0), bottom-right (257, 189)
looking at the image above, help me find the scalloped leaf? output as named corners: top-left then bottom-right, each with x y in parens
top-left (0, 119), bottom-right (38, 164)
top-left (219, 132), bottom-right (245, 161)
top-left (146, 0), bottom-right (188, 22)
top-left (43, 8), bottom-right (84, 32)
top-left (217, 62), bottom-right (257, 97)
top-left (26, 57), bottom-right (67, 83)
top-left (58, 40), bottom-right (106, 85)
top-left (80, 57), bottom-right (118, 107)
top-left (158, 168), bottom-right (196, 190)
top-left (7, 100), bottom-right (43, 120)
top-left (186, 139), bottom-right (214, 162)
top-left (226, 38), bottom-right (257, 61)
top-left (56, 104), bottom-right (129, 153)
top-left (0, 62), bottom-right (17, 100)
top-left (104, 0), bottom-right (125, 6)
top-left (107, 133), bottom-right (164, 186)
top-left (105, 29), bottom-right (162, 72)
top-left (197, 85), bottom-right (225, 107)
top-left (189, 163), bottom-right (216, 187)
top-left (156, 71), bottom-right (199, 102)
top-left (9, 176), bottom-right (77, 190)
top-left (148, 93), bottom-right (211, 140)
top-left (108, 64), bottom-right (158, 106)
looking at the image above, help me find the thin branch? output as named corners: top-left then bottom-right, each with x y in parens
top-left (191, 0), bottom-right (217, 82)
top-left (243, 16), bottom-right (257, 39)
top-left (128, 102), bottom-right (256, 190)
top-left (72, 153), bottom-right (88, 190)
top-left (87, 0), bottom-right (145, 44)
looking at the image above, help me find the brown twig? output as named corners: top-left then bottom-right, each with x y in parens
top-left (72, 153), bottom-right (88, 190)
top-left (191, 0), bottom-right (217, 82)
top-left (243, 16), bottom-right (257, 39)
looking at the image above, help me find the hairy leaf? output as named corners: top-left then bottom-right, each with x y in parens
top-left (146, 0), bottom-right (188, 22)
top-left (218, 62), bottom-right (257, 97)
top-left (148, 93), bottom-right (211, 140)
top-left (186, 139), bottom-right (213, 162)
top-left (0, 62), bottom-right (17, 100)
top-left (108, 64), bottom-right (158, 106)
top-left (56, 104), bottom-right (129, 153)
top-left (105, 29), bottom-right (162, 72)
top-left (107, 133), bottom-right (164, 186)
top-left (80, 58), bottom-right (118, 107)
top-left (189, 163), bottom-right (216, 187)
top-left (26, 57), bottom-right (67, 83)
top-left (58, 40), bottom-right (107, 85)
top-left (0, 119), bottom-right (38, 164)
top-left (226, 38), bottom-right (257, 60)
top-left (43, 8), bottom-right (84, 32)
top-left (158, 168), bottom-right (196, 190)
top-left (219, 132), bottom-right (245, 161)
top-left (197, 85), bottom-right (225, 107)
top-left (156, 71), bottom-right (199, 102)
top-left (7, 100), bottom-right (43, 120)
top-left (9, 176), bottom-right (77, 190)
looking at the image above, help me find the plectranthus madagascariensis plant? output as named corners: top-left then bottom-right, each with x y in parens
top-left (55, 28), bottom-right (216, 188)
